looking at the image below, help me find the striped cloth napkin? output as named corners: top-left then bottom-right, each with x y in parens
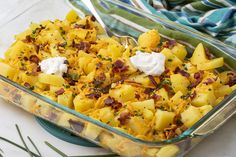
top-left (122, 0), bottom-right (236, 47)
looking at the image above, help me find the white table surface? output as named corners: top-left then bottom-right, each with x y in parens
top-left (0, 0), bottom-right (236, 157)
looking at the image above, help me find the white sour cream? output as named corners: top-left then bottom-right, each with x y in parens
top-left (39, 56), bottom-right (68, 76)
top-left (130, 51), bottom-right (165, 76)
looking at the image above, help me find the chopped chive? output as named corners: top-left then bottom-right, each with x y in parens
top-left (27, 136), bottom-right (42, 157)
top-left (45, 141), bottom-right (68, 157)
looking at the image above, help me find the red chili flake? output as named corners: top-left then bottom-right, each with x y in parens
top-left (203, 78), bottom-right (214, 85)
top-left (144, 88), bottom-right (155, 94)
top-left (29, 55), bottom-right (40, 64)
top-left (104, 97), bottom-right (115, 105)
top-left (85, 92), bottom-right (101, 99)
top-left (148, 75), bottom-right (158, 88)
top-left (55, 88), bottom-right (65, 96)
top-left (24, 82), bottom-right (31, 88)
top-left (74, 24), bottom-right (86, 29)
top-left (118, 112), bottom-right (131, 125)
top-left (150, 94), bottom-right (161, 101)
top-left (22, 35), bottom-right (35, 43)
top-left (174, 67), bottom-right (190, 78)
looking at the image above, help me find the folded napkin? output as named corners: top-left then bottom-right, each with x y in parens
top-left (122, 0), bottom-right (236, 47)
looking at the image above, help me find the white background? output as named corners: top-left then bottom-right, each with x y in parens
top-left (0, 0), bottom-right (236, 156)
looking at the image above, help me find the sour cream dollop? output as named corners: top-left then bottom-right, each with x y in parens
top-left (130, 51), bottom-right (165, 76)
top-left (39, 56), bottom-right (68, 76)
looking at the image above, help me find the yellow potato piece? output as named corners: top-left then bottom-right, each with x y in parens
top-left (138, 29), bottom-right (160, 48)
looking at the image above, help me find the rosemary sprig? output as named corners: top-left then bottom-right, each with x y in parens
top-left (16, 124), bottom-right (33, 157)
top-left (27, 136), bottom-right (42, 157)
top-left (45, 141), bottom-right (68, 157)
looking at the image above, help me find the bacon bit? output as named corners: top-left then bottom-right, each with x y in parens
top-left (205, 48), bottom-right (214, 59)
top-left (148, 75), bottom-right (158, 88)
top-left (20, 67), bottom-right (27, 71)
top-left (85, 92), bottom-right (101, 99)
top-left (23, 57), bottom-right (28, 61)
top-left (68, 80), bottom-right (76, 86)
top-left (150, 94), bottom-right (161, 101)
top-left (112, 60), bottom-right (128, 73)
top-left (228, 75), bottom-right (236, 87)
top-left (168, 40), bottom-right (177, 48)
top-left (104, 97), bottom-right (114, 105)
top-left (101, 85), bottom-right (111, 94)
top-left (36, 66), bottom-right (41, 72)
top-left (164, 68), bottom-right (170, 74)
top-left (144, 88), bottom-right (155, 94)
top-left (23, 82), bottom-right (31, 88)
top-left (34, 44), bottom-right (39, 53)
top-left (96, 62), bottom-right (103, 69)
top-left (22, 35), bottom-right (35, 43)
top-left (55, 88), bottom-right (65, 96)
top-left (69, 119), bottom-right (85, 133)
top-left (194, 70), bottom-right (204, 80)
top-left (73, 41), bottom-right (91, 52)
top-left (29, 55), bottom-right (40, 64)
top-left (89, 41), bottom-right (97, 45)
top-left (63, 60), bottom-right (69, 65)
top-left (118, 112), bottom-right (131, 125)
top-left (190, 91), bottom-right (197, 99)
top-left (93, 73), bottom-right (106, 86)
top-left (203, 78), bottom-right (214, 85)
top-left (74, 24), bottom-right (86, 29)
top-left (104, 97), bottom-right (122, 110)
top-left (174, 67), bottom-right (190, 78)
top-left (90, 15), bottom-right (96, 21)
top-left (135, 94), bottom-right (140, 99)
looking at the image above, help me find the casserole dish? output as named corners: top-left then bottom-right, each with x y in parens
top-left (0, 0), bottom-right (235, 157)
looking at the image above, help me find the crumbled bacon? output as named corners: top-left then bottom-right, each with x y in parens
top-left (86, 92), bottom-right (101, 99)
top-left (104, 97), bottom-right (122, 110)
top-left (194, 70), bottom-right (204, 80)
top-left (23, 82), bottom-right (31, 88)
top-left (112, 60), bottom-right (128, 73)
top-left (118, 112), bottom-right (131, 125)
top-left (203, 78), bottom-right (214, 85)
top-left (74, 24), bottom-right (86, 29)
top-left (90, 15), bottom-right (96, 21)
top-left (144, 88), bottom-right (155, 94)
top-left (190, 91), bottom-right (197, 99)
top-left (73, 41), bottom-right (91, 52)
top-left (135, 94), bottom-right (140, 99)
top-left (227, 74), bottom-right (236, 87)
top-left (29, 55), bottom-right (40, 64)
top-left (55, 88), bottom-right (65, 96)
top-left (148, 75), bottom-right (158, 88)
top-left (22, 35), bottom-right (35, 43)
top-left (96, 62), bottom-right (103, 69)
top-left (174, 67), bottom-right (190, 78)
top-left (168, 40), bottom-right (177, 48)
top-left (23, 57), bottom-right (28, 61)
top-left (93, 73), bottom-right (106, 86)
top-left (205, 48), bottom-right (214, 59)
top-left (150, 94), bottom-right (161, 101)
top-left (89, 41), bottom-right (97, 45)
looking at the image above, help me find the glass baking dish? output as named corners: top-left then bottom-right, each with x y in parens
top-left (0, 0), bottom-right (235, 157)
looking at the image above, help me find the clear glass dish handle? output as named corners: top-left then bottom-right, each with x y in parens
top-left (192, 92), bottom-right (236, 137)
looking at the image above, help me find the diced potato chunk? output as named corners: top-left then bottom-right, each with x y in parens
top-left (130, 99), bottom-right (155, 112)
top-left (0, 62), bottom-right (15, 79)
top-left (143, 109), bottom-right (154, 120)
top-left (197, 57), bottom-right (224, 70)
top-left (199, 105), bottom-right (213, 116)
top-left (156, 88), bottom-right (169, 101)
top-left (57, 91), bottom-right (73, 108)
top-left (161, 48), bottom-right (182, 70)
top-left (129, 74), bottom-right (151, 87)
top-left (73, 95), bottom-right (94, 112)
top-left (215, 85), bottom-right (232, 97)
top-left (155, 110), bottom-right (175, 131)
top-left (192, 85), bottom-right (216, 106)
top-left (138, 29), bottom-right (160, 48)
top-left (99, 107), bottom-right (114, 124)
top-left (190, 43), bottom-right (208, 66)
top-left (181, 106), bottom-right (202, 127)
top-left (127, 116), bottom-right (149, 135)
top-left (83, 123), bottom-right (102, 140)
top-left (156, 145), bottom-right (179, 157)
top-left (170, 74), bottom-right (190, 94)
top-left (172, 43), bottom-right (187, 61)
top-left (109, 84), bottom-right (135, 102)
top-left (21, 73), bottom-right (38, 85)
top-left (66, 10), bottom-right (79, 23)
top-left (38, 73), bottom-right (65, 86)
